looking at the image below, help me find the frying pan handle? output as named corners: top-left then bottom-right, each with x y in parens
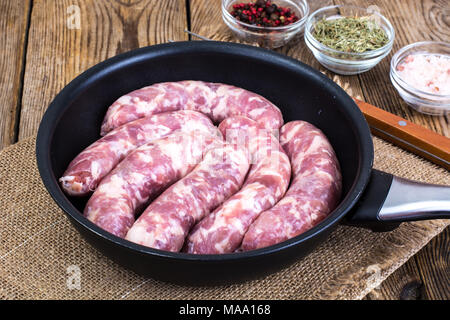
top-left (344, 169), bottom-right (450, 232)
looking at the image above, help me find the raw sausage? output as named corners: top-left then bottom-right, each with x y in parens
top-left (84, 130), bottom-right (222, 238)
top-left (241, 121), bottom-right (342, 251)
top-left (184, 116), bottom-right (291, 254)
top-left (125, 144), bottom-right (250, 252)
top-left (100, 81), bottom-right (283, 135)
top-left (60, 110), bottom-right (216, 196)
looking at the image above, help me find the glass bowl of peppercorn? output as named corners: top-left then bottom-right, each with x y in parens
top-left (222, 0), bottom-right (309, 49)
top-left (304, 5), bottom-right (395, 75)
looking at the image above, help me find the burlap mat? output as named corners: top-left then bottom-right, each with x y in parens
top-left (0, 136), bottom-right (448, 300)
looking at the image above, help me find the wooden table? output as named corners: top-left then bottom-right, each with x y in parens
top-left (0, 0), bottom-right (448, 299)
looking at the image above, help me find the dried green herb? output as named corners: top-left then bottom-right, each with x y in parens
top-left (312, 16), bottom-right (389, 53)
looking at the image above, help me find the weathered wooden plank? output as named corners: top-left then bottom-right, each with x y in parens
top-left (0, 0), bottom-right (31, 149)
top-left (18, 0), bottom-right (188, 141)
top-left (334, 0), bottom-right (449, 137)
top-left (414, 227), bottom-right (449, 300)
top-left (365, 227), bottom-right (449, 300)
top-left (365, 257), bottom-right (425, 300)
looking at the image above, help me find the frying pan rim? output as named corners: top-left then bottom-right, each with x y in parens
top-left (36, 41), bottom-right (374, 263)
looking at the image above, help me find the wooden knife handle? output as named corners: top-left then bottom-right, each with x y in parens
top-left (354, 98), bottom-right (450, 171)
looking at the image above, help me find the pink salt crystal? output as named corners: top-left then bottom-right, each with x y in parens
top-left (396, 54), bottom-right (450, 95)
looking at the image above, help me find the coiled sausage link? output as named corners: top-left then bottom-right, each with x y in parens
top-left (241, 121), bottom-right (342, 251)
top-left (100, 81), bottom-right (283, 135)
top-left (60, 110), bottom-right (216, 196)
top-left (125, 144), bottom-right (250, 252)
top-left (84, 130), bottom-right (222, 238)
top-left (184, 116), bottom-right (291, 254)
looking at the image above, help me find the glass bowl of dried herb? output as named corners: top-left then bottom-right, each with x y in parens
top-left (222, 0), bottom-right (309, 49)
top-left (304, 5), bottom-right (395, 75)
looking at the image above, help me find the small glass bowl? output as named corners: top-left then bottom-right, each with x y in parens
top-left (390, 41), bottom-right (450, 116)
top-left (304, 5), bottom-right (395, 75)
top-left (221, 0), bottom-right (309, 49)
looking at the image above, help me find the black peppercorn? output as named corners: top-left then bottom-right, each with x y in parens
top-left (265, 5), bottom-right (275, 14)
top-left (255, 0), bottom-right (266, 7)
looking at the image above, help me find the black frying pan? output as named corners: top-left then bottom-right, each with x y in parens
top-left (36, 41), bottom-right (450, 285)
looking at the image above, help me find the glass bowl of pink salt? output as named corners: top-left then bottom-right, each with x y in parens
top-left (390, 41), bottom-right (450, 116)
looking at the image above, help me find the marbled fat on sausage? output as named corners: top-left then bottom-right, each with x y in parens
top-left (241, 121), bottom-right (342, 251)
top-left (125, 145), bottom-right (250, 252)
top-left (84, 130), bottom-right (222, 238)
top-left (100, 81), bottom-right (283, 135)
top-left (60, 110), bottom-right (216, 196)
top-left (185, 116), bottom-right (291, 254)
